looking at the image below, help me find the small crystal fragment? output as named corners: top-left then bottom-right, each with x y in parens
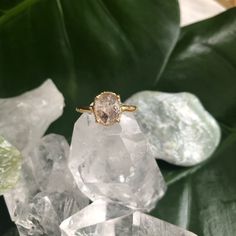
top-left (0, 136), bottom-right (22, 195)
top-left (126, 91), bottom-right (221, 166)
top-left (69, 113), bottom-right (166, 212)
top-left (93, 92), bottom-right (121, 126)
top-left (16, 192), bottom-right (61, 236)
top-left (0, 79), bottom-right (64, 155)
top-left (60, 200), bottom-right (198, 236)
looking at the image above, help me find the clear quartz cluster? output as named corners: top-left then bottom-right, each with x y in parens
top-left (69, 112), bottom-right (166, 212)
top-left (126, 91), bottom-right (221, 166)
top-left (60, 199), bottom-right (197, 236)
top-left (4, 134), bottom-right (89, 236)
top-left (1, 80), bottom-right (88, 236)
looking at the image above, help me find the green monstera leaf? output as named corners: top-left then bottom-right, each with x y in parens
top-left (0, 0), bottom-right (236, 235)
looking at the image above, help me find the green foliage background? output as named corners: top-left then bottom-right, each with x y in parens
top-left (0, 0), bottom-right (235, 235)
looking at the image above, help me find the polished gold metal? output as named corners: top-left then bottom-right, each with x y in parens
top-left (76, 106), bottom-right (93, 113)
top-left (121, 104), bottom-right (137, 112)
top-left (76, 104), bottom-right (137, 114)
top-left (76, 91), bottom-right (137, 125)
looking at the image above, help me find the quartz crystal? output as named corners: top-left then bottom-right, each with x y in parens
top-left (16, 192), bottom-right (61, 236)
top-left (126, 91), bottom-right (221, 166)
top-left (69, 113), bottom-right (166, 212)
top-left (0, 136), bottom-right (22, 195)
top-left (60, 200), bottom-right (197, 236)
top-left (0, 79), bottom-right (64, 155)
top-left (4, 134), bottom-right (89, 235)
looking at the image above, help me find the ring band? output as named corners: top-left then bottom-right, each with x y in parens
top-left (76, 91), bottom-right (137, 126)
top-left (76, 104), bottom-right (137, 113)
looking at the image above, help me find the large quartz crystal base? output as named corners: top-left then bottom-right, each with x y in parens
top-left (69, 113), bottom-right (166, 212)
top-left (60, 200), bottom-right (197, 236)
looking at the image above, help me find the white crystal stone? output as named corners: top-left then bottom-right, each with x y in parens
top-left (60, 200), bottom-right (197, 236)
top-left (69, 113), bottom-right (166, 212)
top-left (4, 134), bottom-right (89, 234)
top-left (126, 91), bottom-right (221, 166)
top-left (0, 79), bottom-right (64, 155)
top-left (0, 136), bottom-right (22, 195)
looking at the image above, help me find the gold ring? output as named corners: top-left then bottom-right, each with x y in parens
top-left (76, 91), bottom-right (137, 126)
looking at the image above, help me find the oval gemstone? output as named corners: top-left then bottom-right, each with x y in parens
top-left (93, 92), bottom-right (121, 126)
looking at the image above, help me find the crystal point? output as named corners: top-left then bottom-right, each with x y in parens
top-left (60, 200), bottom-right (197, 236)
top-left (69, 113), bottom-right (166, 212)
top-left (126, 91), bottom-right (221, 166)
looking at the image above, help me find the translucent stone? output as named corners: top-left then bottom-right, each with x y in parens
top-left (4, 134), bottom-right (89, 235)
top-left (16, 192), bottom-right (61, 236)
top-left (60, 200), bottom-right (197, 236)
top-left (0, 79), bottom-right (64, 155)
top-left (69, 113), bottom-right (166, 212)
top-left (0, 136), bottom-right (22, 195)
top-left (132, 212), bottom-right (197, 236)
top-left (60, 200), bottom-right (133, 236)
top-left (93, 92), bottom-right (121, 126)
top-left (126, 91), bottom-right (221, 166)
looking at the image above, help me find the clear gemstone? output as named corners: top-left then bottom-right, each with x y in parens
top-left (126, 91), bottom-right (221, 166)
top-left (93, 92), bottom-right (121, 126)
top-left (0, 136), bottom-right (22, 195)
top-left (60, 200), bottom-right (197, 236)
top-left (69, 113), bottom-right (166, 212)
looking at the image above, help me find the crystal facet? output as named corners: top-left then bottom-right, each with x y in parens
top-left (93, 92), bottom-right (121, 126)
top-left (69, 113), bottom-right (166, 212)
top-left (4, 134), bottom-right (89, 235)
top-left (60, 200), bottom-right (197, 236)
top-left (16, 192), bottom-right (61, 236)
top-left (0, 136), bottom-right (22, 195)
top-left (0, 79), bottom-right (64, 155)
top-left (126, 91), bottom-right (221, 166)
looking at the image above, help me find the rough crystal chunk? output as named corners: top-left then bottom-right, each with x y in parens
top-left (60, 200), bottom-right (197, 236)
top-left (126, 91), bottom-right (221, 166)
top-left (93, 92), bottom-right (121, 126)
top-left (69, 113), bottom-right (166, 212)
top-left (16, 192), bottom-right (61, 236)
top-left (0, 136), bottom-right (22, 195)
top-left (4, 134), bottom-right (89, 235)
top-left (0, 79), bottom-right (64, 155)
